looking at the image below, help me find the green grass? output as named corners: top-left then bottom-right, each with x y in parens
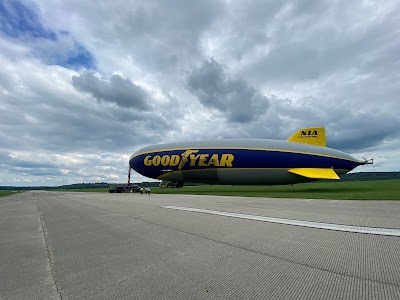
top-left (151, 179), bottom-right (400, 200)
top-left (50, 179), bottom-right (400, 200)
top-left (0, 190), bottom-right (21, 197)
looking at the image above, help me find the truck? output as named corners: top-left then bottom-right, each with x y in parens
top-left (159, 181), bottom-right (184, 189)
top-left (108, 184), bottom-right (141, 193)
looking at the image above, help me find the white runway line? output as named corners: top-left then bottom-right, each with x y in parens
top-left (163, 206), bottom-right (400, 237)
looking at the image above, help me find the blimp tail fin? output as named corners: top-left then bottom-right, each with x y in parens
top-left (287, 127), bottom-right (326, 147)
top-left (288, 168), bottom-right (340, 180)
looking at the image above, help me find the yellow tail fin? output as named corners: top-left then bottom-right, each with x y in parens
top-left (287, 127), bottom-right (326, 147)
top-left (288, 168), bottom-right (340, 180)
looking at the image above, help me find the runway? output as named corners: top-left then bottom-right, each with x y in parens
top-left (1, 191), bottom-right (400, 299)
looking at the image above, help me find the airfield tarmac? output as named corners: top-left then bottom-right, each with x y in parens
top-left (1, 191), bottom-right (400, 300)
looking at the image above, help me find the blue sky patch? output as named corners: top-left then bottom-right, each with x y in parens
top-left (0, 0), bottom-right (95, 70)
top-left (63, 42), bottom-right (96, 70)
top-left (0, 0), bottom-right (56, 39)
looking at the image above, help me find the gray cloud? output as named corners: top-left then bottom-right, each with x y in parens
top-left (37, 0), bottom-right (225, 75)
top-left (186, 58), bottom-right (270, 123)
top-left (72, 72), bottom-right (150, 110)
top-left (0, 55), bottom-right (181, 158)
top-left (185, 56), bottom-right (400, 152)
top-left (327, 113), bottom-right (400, 151)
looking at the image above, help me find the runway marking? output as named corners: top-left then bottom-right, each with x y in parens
top-left (163, 206), bottom-right (400, 237)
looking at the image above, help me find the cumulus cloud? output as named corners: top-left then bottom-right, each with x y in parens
top-left (72, 72), bottom-right (151, 110)
top-left (35, 0), bottom-right (225, 75)
top-left (0, 52), bottom-right (180, 156)
top-left (0, 151), bottom-right (134, 186)
top-left (186, 57), bottom-right (270, 123)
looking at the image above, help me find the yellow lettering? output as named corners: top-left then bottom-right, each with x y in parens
top-left (144, 155), bottom-right (152, 166)
top-left (161, 155), bottom-right (170, 166)
top-left (145, 153), bottom-right (234, 168)
top-left (152, 155), bottom-right (161, 166)
top-left (207, 154), bottom-right (219, 166)
top-left (170, 155), bottom-right (180, 166)
top-left (190, 154), bottom-right (201, 166)
top-left (220, 154), bottom-right (234, 167)
top-left (199, 154), bottom-right (209, 166)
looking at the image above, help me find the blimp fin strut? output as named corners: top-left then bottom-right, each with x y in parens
top-left (288, 168), bottom-right (340, 180)
top-left (287, 127), bottom-right (326, 147)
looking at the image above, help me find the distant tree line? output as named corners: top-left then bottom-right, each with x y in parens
top-left (339, 172), bottom-right (400, 181)
top-left (0, 182), bottom-right (161, 190)
top-left (1, 172), bottom-right (399, 190)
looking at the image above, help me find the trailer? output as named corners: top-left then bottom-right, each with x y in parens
top-left (108, 184), bottom-right (141, 193)
top-left (108, 166), bottom-right (143, 193)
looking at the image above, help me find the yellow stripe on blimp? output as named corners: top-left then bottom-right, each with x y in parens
top-left (288, 168), bottom-right (340, 180)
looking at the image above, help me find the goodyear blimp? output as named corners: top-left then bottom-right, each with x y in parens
top-left (129, 127), bottom-right (371, 187)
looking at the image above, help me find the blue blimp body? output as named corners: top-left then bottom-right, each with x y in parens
top-left (129, 127), bottom-right (370, 186)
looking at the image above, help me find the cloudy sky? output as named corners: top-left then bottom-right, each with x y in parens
top-left (0, 0), bottom-right (399, 186)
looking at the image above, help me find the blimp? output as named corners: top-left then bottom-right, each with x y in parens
top-left (129, 127), bottom-right (371, 187)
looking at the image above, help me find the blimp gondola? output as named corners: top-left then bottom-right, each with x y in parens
top-left (129, 127), bottom-right (371, 187)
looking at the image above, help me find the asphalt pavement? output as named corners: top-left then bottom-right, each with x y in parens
top-left (1, 191), bottom-right (400, 299)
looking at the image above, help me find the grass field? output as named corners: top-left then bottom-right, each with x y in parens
top-left (151, 179), bottom-right (400, 200)
top-left (52, 179), bottom-right (400, 200)
top-left (0, 191), bottom-right (20, 197)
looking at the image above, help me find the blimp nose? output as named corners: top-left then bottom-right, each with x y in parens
top-left (360, 158), bottom-right (374, 165)
top-left (129, 154), bottom-right (142, 175)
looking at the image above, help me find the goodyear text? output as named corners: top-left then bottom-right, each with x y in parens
top-left (143, 152), bottom-right (234, 169)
